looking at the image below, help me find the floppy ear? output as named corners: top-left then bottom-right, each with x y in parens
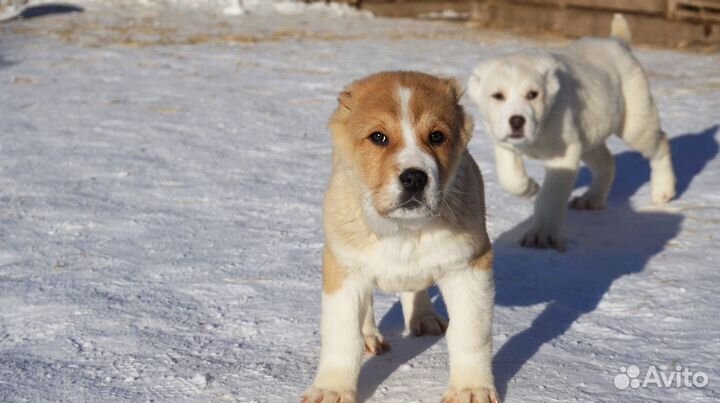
top-left (467, 60), bottom-right (493, 105)
top-left (438, 76), bottom-right (474, 146)
top-left (329, 89), bottom-right (352, 126)
top-left (544, 67), bottom-right (560, 101)
top-left (337, 90), bottom-right (351, 112)
top-left (459, 109), bottom-right (475, 146)
top-left (440, 76), bottom-right (464, 103)
top-left (537, 56), bottom-right (562, 104)
top-left (328, 89), bottom-right (352, 132)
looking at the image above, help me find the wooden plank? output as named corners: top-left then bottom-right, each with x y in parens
top-left (671, 0), bottom-right (720, 23)
top-left (358, 0), bottom-right (720, 48)
top-left (469, 1), bottom-right (720, 48)
top-left (511, 0), bottom-right (667, 15)
top-left (360, 1), bottom-right (474, 18)
top-left (360, 0), bottom-right (667, 15)
top-left (682, 0), bottom-right (720, 5)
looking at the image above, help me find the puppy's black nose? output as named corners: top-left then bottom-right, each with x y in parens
top-left (399, 168), bottom-right (428, 192)
top-left (509, 115), bottom-right (526, 131)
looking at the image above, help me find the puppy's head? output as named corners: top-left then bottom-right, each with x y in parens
top-left (330, 71), bottom-right (473, 224)
top-left (468, 52), bottom-right (561, 147)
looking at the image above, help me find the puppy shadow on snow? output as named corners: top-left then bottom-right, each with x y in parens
top-left (357, 125), bottom-right (718, 402)
top-left (357, 286), bottom-right (448, 402)
top-left (1, 3), bottom-right (83, 21)
top-left (492, 125), bottom-right (718, 399)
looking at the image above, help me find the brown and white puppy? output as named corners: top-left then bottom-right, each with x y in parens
top-left (303, 71), bottom-right (499, 403)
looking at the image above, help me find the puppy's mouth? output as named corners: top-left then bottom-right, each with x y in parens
top-left (398, 193), bottom-right (424, 210)
top-left (506, 130), bottom-right (525, 141)
top-left (387, 194), bottom-right (436, 219)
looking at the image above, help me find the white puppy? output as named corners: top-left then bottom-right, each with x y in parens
top-left (468, 14), bottom-right (676, 249)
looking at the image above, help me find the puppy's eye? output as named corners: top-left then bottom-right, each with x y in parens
top-left (491, 92), bottom-right (505, 101)
top-left (526, 90), bottom-right (539, 100)
top-left (368, 132), bottom-right (388, 146)
top-left (429, 131), bottom-right (445, 145)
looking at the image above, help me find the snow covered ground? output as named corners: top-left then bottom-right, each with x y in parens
top-left (1, 0), bottom-right (371, 20)
top-left (1, 3), bottom-right (719, 402)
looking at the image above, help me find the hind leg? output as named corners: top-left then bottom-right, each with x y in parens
top-left (400, 290), bottom-right (447, 337)
top-left (619, 71), bottom-right (676, 204)
top-left (622, 129), bottom-right (676, 204)
top-left (571, 144), bottom-right (615, 210)
top-left (649, 133), bottom-right (676, 203)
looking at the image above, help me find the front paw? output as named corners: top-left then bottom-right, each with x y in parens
top-left (302, 387), bottom-right (355, 403)
top-left (651, 182), bottom-right (676, 204)
top-left (408, 313), bottom-right (447, 337)
top-left (442, 387), bottom-right (500, 403)
top-left (520, 179), bottom-right (540, 198)
top-left (363, 331), bottom-right (390, 355)
top-left (651, 164), bottom-right (676, 204)
top-left (520, 227), bottom-right (564, 250)
top-left (507, 178), bottom-right (539, 198)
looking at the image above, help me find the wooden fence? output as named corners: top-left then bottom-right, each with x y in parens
top-left (333, 0), bottom-right (720, 48)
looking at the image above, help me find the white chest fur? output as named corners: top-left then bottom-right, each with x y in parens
top-left (331, 226), bottom-right (476, 292)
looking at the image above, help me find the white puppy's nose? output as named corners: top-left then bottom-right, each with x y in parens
top-left (509, 115), bottom-right (526, 131)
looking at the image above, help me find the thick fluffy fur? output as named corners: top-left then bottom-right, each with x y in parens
top-left (303, 71), bottom-right (498, 403)
top-left (468, 14), bottom-right (676, 249)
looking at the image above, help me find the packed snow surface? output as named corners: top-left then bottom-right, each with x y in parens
top-left (1, 0), bottom-right (371, 20)
top-left (1, 4), bottom-right (719, 403)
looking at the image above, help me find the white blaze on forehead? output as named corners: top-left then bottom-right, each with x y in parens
top-left (397, 86), bottom-right (434, 168)
top-left (398, 86), bottom-right (417, 154)
top-left (395, 85), bottom-right (439, 192)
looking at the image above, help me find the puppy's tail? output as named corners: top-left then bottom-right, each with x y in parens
top-left (610, 13), bottom-right (632, 45)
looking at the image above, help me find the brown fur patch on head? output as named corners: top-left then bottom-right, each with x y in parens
top-left (329, 71), bottom-right (474, 215)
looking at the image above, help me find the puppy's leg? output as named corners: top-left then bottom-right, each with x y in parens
top-left (570, 144), bottom-right (615, 210)
top-left (619, 72), bottom-right (676, 204)
top-left (303, 252), bottom-right (368, 403)
top-left (400, 290), bottom-right (447, 337)
top-left (494, 144), bottom-right (539, 198)
top-left (362, 295), bottom-right (389, 355)
top-left (621, 130), bottom-right (676, 204)
top-left (438, 264), bottom-right (499, 403)
top-left (521, 144), bottom-right (581, 250)
top-left (648, 134), bottom-right (676, 203)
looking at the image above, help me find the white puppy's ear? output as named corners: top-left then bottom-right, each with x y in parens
top-left (545, 68), bottom-right (560, 101)
top-left (467, 61), bottom-right (494, 104)
top-left (537, 56), bottom-right (563, 103)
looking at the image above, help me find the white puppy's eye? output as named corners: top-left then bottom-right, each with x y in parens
top-left (491, 92), bottom-right (505, 101)
top-left (368, 131), bottom-right (389, 146)
top-left (526, 90), bottom-right (539, 100)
